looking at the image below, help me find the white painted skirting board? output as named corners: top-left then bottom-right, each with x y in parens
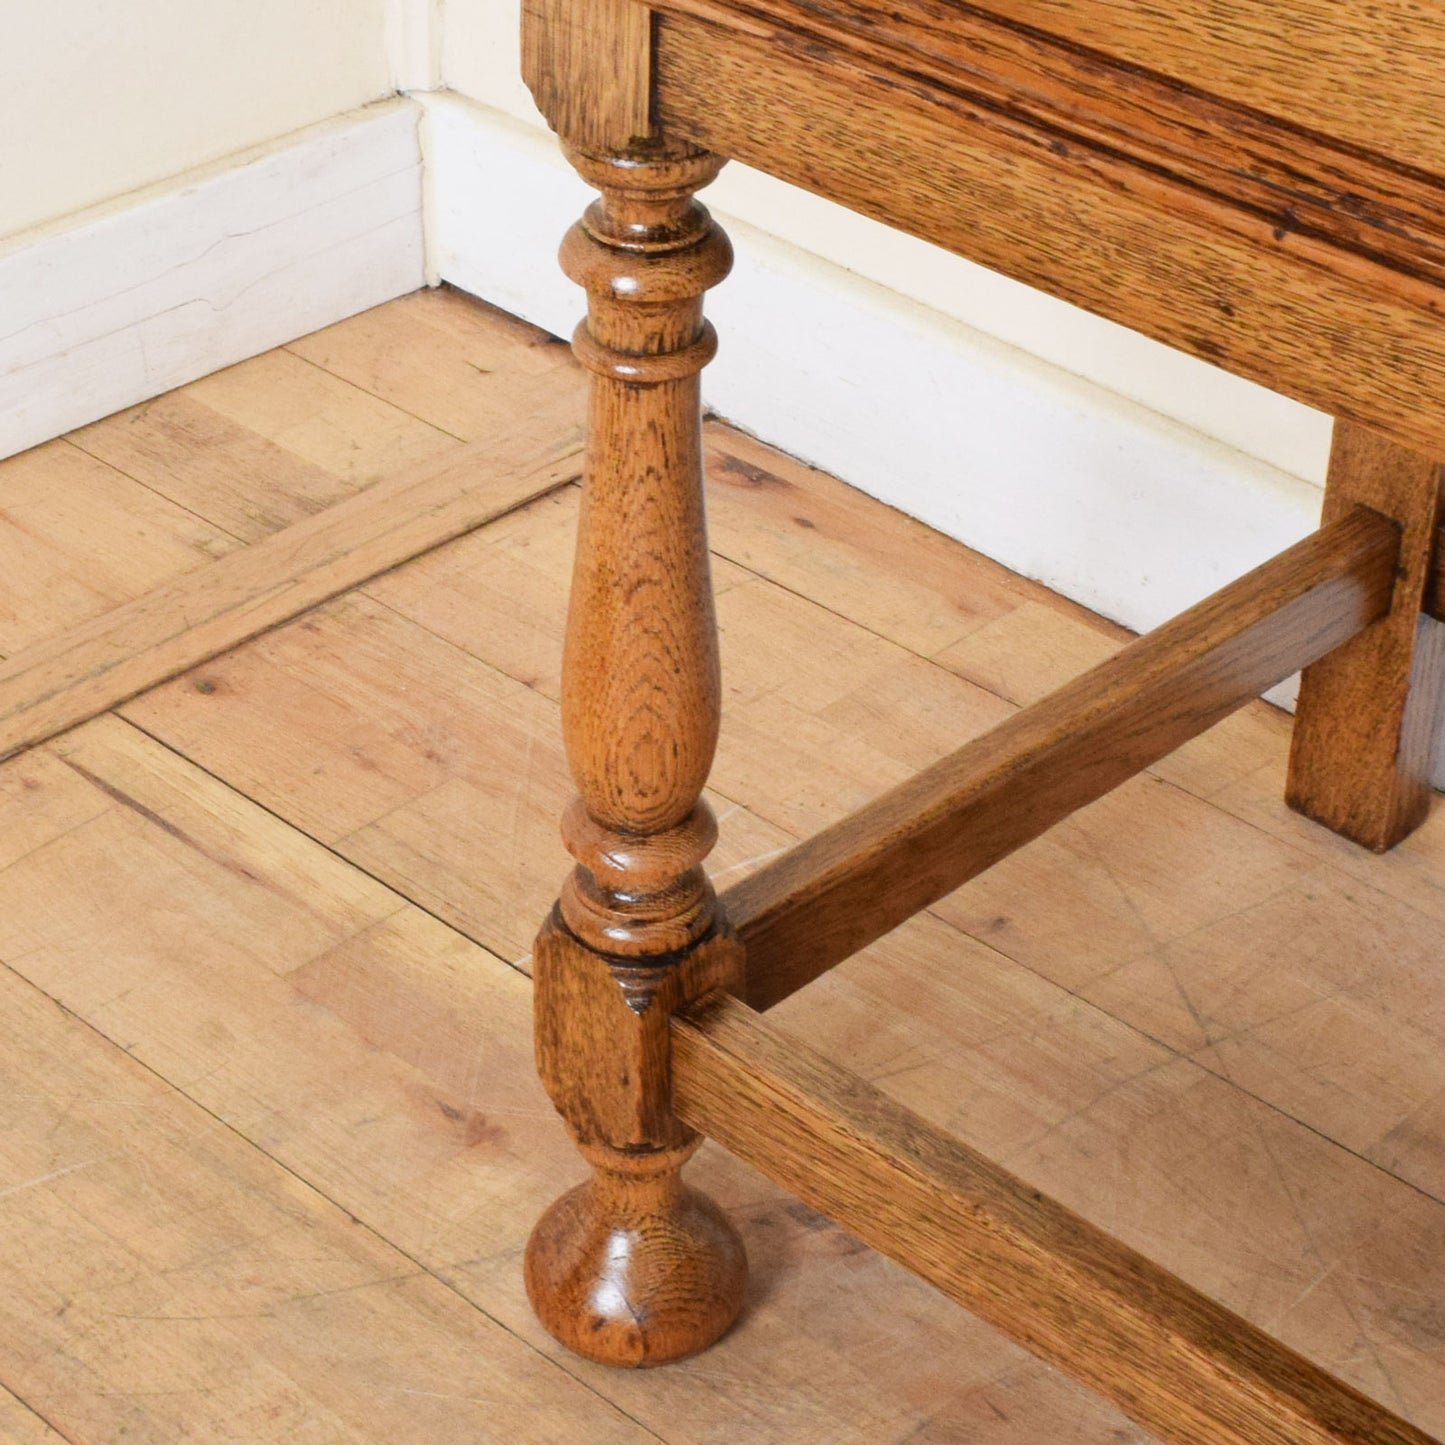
top-left (9, 87), bottom-right (1440, 775)
top-left (0, 98), bottom-right (426, 463)
top-left (425, 96), bottom-right (1324, 628)
top-left (424, 91), bottom-right (1445, 780)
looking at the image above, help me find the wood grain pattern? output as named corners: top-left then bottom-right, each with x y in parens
top-left (31, 656), bottom-right (1445, 1439)
top-left (0, 1389), bottom-right (67, 1445)
top-left (70, 344), bottom-right (465, 544)
top-left (0, 441), bottom-right (237, 655)
top-left (673, 991), bottom-right (1438, 1445)
top-left (526, 144), bottom-right (748, 1365)
top-left (0, 385), bottom-right (582, 763)
top-left (725, 508), bottom-right (1399, 1009)
top-left (656, 0), bottom-right (1445, 285)
top-left (978, 0), bottom-right (1445, 176)
top-left (1288, 424), bottom-right (1445, 850)
top-left (0, 831), bottom-right (648, 1444)
top-left (285, 288), bottom-right (575, 446)
top-left (652, 12), bottom-right (1445, 460)
top-left (98, 293), bottom-right (1445, 1435)
top-left (527, 916), bottom-right (748, 1366)
top-left (4, 713), bottom-right (1154, 1443)
top-left (522, 0), bottom-right (654, 149)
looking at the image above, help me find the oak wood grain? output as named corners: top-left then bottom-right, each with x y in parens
top-left (978, 0), bottom-right (1445, 176)
top-left (724, 508), bottom-right (1399, 1009)
top-left (525, 144), bottom-right (748, 1366)
top-left (655, 0), bottom-right (1445, 286)
top-left (522, 0), bottom-right (654, 149)
top-left (653, 11), bottom-right (1445, 460)
top-left (673, 991), bottom-right (1438, 1445)
top-left (1288, 424), bottom-right (1445, 850)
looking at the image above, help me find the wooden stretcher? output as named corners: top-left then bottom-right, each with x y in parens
top-left (516, 3), bottom-right (1445, 1439)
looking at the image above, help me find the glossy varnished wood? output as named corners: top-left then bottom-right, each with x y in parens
top-left (725, 508), bottom-right (1399, 1009)
top-left (523, 144), bottom-right (748, 1365)
top-left (1288, 424), bottom-right (1445, 850)
top-left (672, 992), bottom-right (1436, 1445)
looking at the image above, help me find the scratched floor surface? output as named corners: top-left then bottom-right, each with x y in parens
top-left (0, 286), bottom-right (1442, 1442)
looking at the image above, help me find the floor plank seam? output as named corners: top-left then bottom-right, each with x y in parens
top-left (62, 432), bottom-right (254, 549)
top-left (109, 705), bottom-right (1445, 1221)
top-left (0, 447), bottom-right (583, 765)
top-left (951, 919), bottom-right (1445, 1215)
top-left (3, 1391), bottom-right (80, 1445)
top-left (0, 849), bottom-right (670, 1445)
top-left (279, 344), bottom-right (474, 444)
top-left (112, 714), bottom-right (536, 982)
top-left (7, 287), bottom-right (1437, 1438)
top-left (339, 527), bottom-right (1445, 1213)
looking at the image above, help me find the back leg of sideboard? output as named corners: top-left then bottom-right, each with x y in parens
top-left (1286, 419), bottom-right (1445, 849)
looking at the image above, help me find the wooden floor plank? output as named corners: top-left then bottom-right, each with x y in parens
top-left (928, 597), bottom-right (1445, 1202)
top-left (0, 862), bottom-right (649, 1440)
top-left (767, 910), bottom-right (1445, 1430)
top-left (119, 455), bottom-right (1445, 1211)
top-left (116, 522), bottom-right (1445, 1434)
top-left (0, 390), bottom-right (584, 765)
top-left (0, 715), bottom-right (1150, 1444)
top-left (286, 287), bottom-right (576, 443)
top-left (18, 289), bottom-right (1445, 1439)
top-left (366, 482), bottom-right (754, 706)
top-left (0, 441), bottom-right (237, 656)
top-left (70, 350), bottom-right (466, 543)
top-left (674, 993), bottom-right (1432, 1445)
top-left (71, 391), bottom-right (385, 548)
top-left (0, 1387), bottom-right (71, 1444)
top-left (124, 583), bottom-right (788, 961)
top-left (725, 509), bottom-right (1397, 1006)
top-left (700, 423), bottom-right (1060, 658)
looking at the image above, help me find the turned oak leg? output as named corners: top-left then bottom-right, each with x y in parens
top-left (1287, 420), bottom-right (1445, 850)
top-left (524, 144), bottom-right (746, 1366)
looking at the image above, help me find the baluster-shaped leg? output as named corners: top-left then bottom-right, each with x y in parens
top-left (523, 144), bottom-right (746, 1367)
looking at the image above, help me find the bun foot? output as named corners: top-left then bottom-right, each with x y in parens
top-left (525, 1152), bottom-right (747, 1367)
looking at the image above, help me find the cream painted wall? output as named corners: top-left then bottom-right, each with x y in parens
top-left (439, 0), bottom-right (1334, 486)
top-left (6, 0), bottom-right (1333, 485)
top-left (2, 0), bottom-right (396, 238)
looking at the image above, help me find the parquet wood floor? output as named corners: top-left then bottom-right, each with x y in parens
top-left (1, 286), bottom-right (1442, 1442)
